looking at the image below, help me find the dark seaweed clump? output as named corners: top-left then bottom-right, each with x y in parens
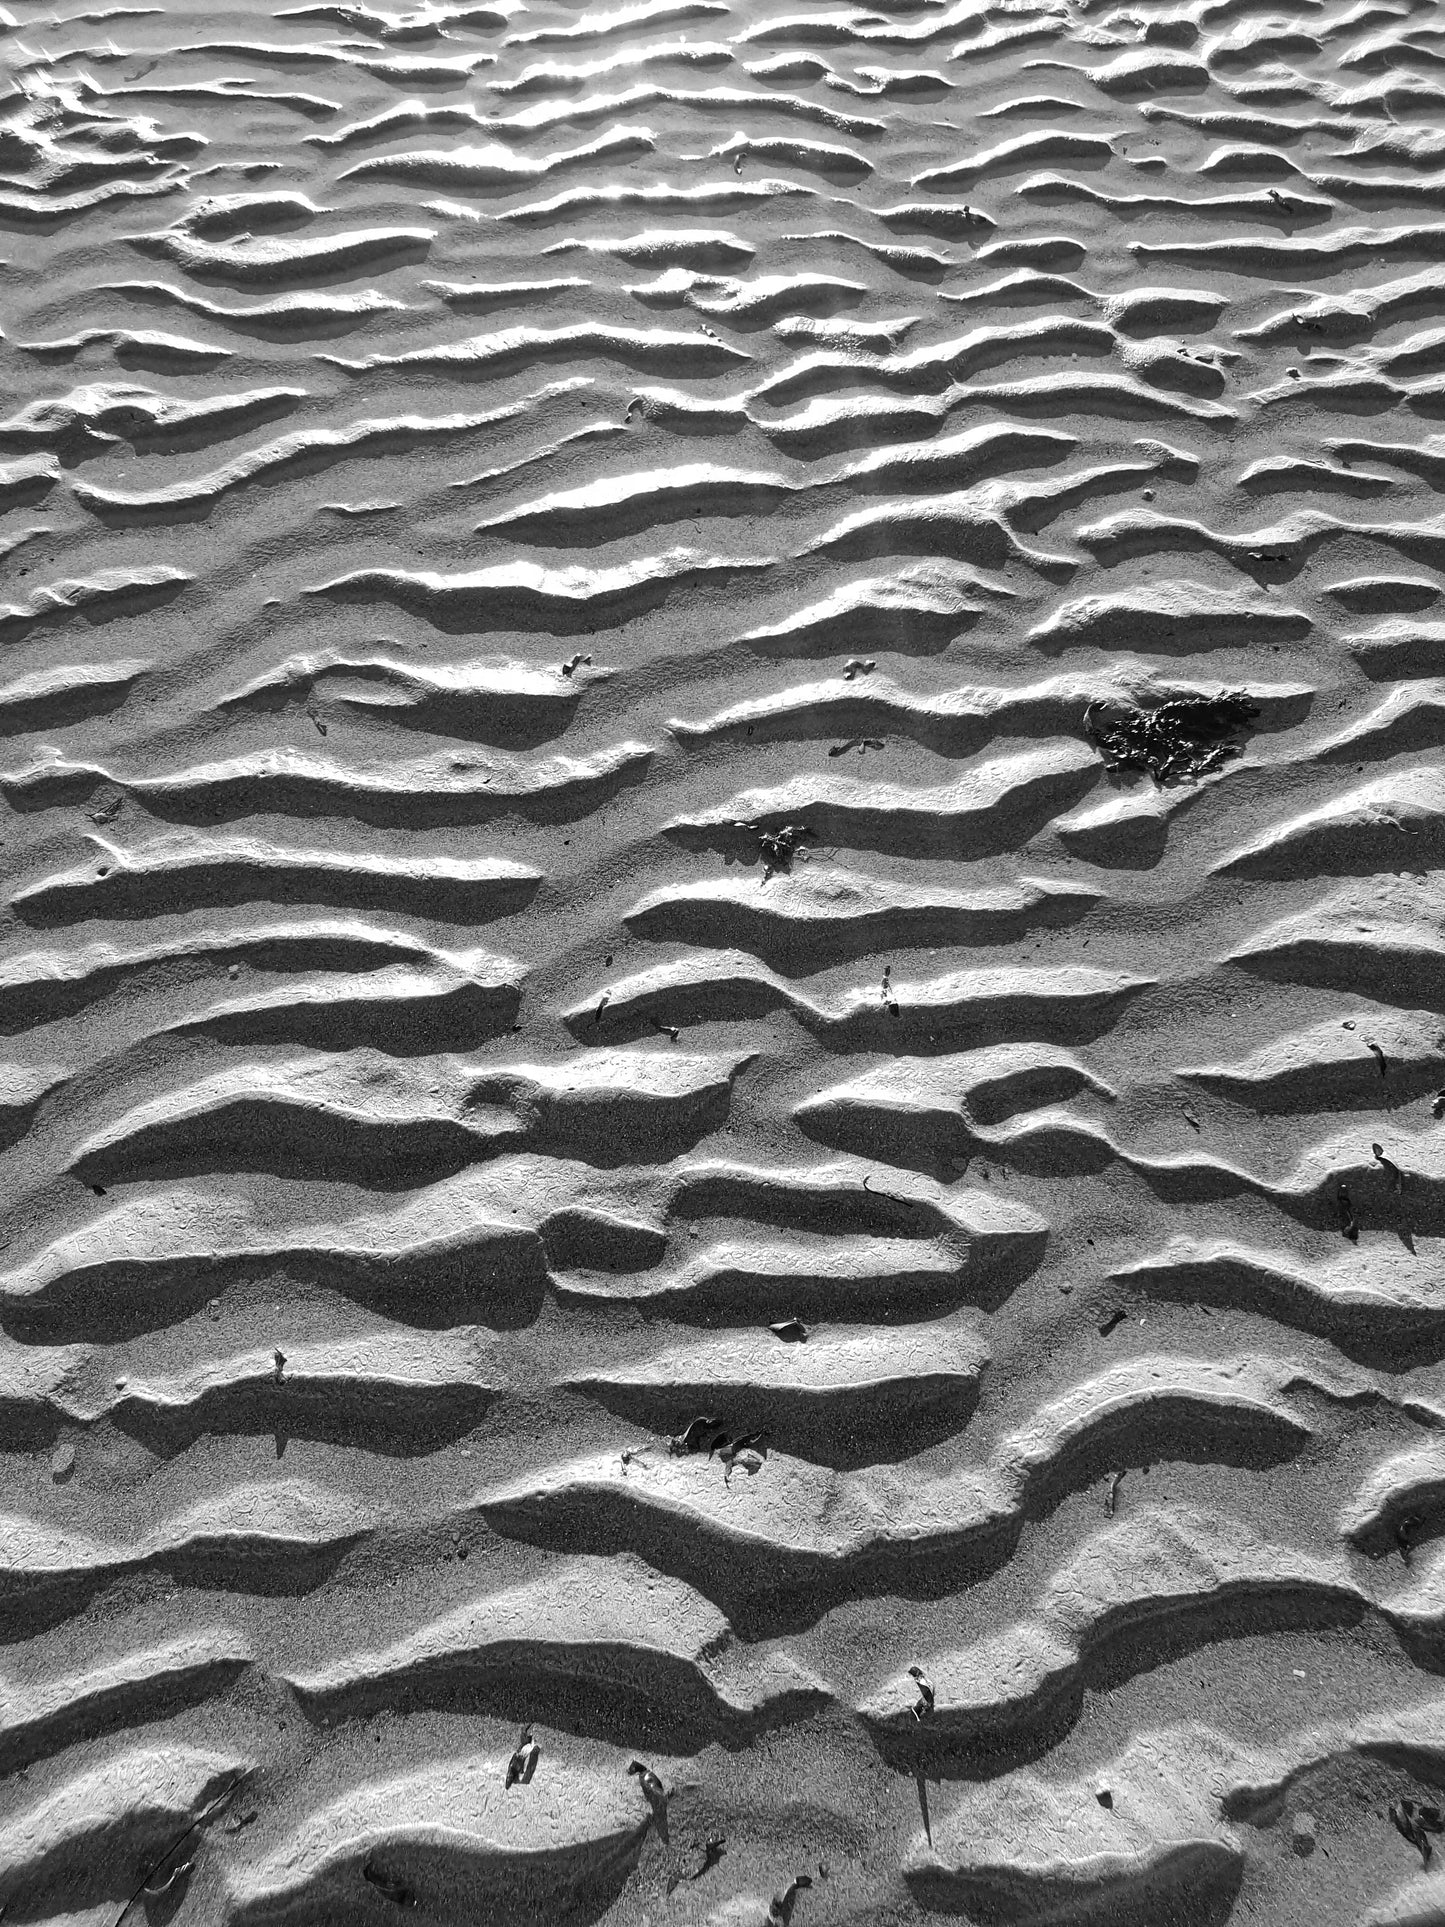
top-left (1085, 692), bottom-right (1259, 785)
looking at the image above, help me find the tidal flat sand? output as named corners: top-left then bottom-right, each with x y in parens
top-left (2, 0), bottom-right (1445, 1921)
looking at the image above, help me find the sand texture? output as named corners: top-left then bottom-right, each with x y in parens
top-left (3, 0), bottom-right (1445, 1922)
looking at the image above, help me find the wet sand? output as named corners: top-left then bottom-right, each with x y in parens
top-left (3, 0), bottom-right (1445, 1922)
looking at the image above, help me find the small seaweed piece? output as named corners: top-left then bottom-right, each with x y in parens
top-left (361, 1855), bottom-right (416, 1908)
top-left (670, 1413), bottom-right (726, 1456)
top-left (560, 652), bottom-right (591, 677)
top-left (142, 1858), bottom-right (194, 1899)
top-left (771, 1873), bottom-right (814, 1924)
top-left (719, 1429), bottom-right (770, 1482)
top-left (1433, 1089), bottom-right (1445, 1121)
top-left (1367, 1041), bottom-right (1388, 1079)
top-left (1373, 1143), bottom-right (1404, 1194)
top-left (1106, 1470), bottom-right (1126, 1516)
top-left (1397, 1514), bottom-right (1421, 1565)
top-left (678, 1418), bottom-right (770, 1472)
top-left (1391, 1798), bottom-right (1445, 1866)
top-left (628, 1760), bottom-right (668, 1832)
top-left (1084, 690), bottom-right (1259, 786)
top-left (721, 1429), bottom-right (769, 1484)
top-left (770, 1317), bottom-right (807, 1342)
top-left (756, 821), bottom-right (816, 879)
top-left (273, 1349), bottom-right (286, 1386)
top-left (1338, 1181), bottom-right (1359, 1242)
top-left (860, 1175), bottom-right (918, 1209)
top-left (668, 1835), bottom-right (726, 1892)
top-left (505, 1724), bottom-right (539, 1789)
top-left (115, 1768), bottom-right (251, 1926)
top-left (842, 657), bottom-right (875, 680)
top-left (878, 963), bottom-right (900, 1019)
top-left (908, 1664), bottom-right (935, 1721)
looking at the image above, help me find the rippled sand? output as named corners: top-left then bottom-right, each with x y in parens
top-left (4, 0), bottom-right (1445, 1922)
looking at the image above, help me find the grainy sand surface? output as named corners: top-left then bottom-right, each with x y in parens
top-left (3, 0), bottom-right (1445, 1922)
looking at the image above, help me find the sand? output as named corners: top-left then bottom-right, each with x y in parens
top-left (1, 0), bottom-right (1444, 1921)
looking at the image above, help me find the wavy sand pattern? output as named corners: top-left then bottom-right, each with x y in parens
top-left (2, 0), bottom-right (1445, 1921)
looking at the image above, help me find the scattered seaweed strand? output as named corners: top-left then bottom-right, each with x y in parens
top-left (1084, 691), bottom-right (1259, 786)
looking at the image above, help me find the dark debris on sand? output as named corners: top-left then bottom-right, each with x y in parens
top-left (667, 1834), bottom-right (725, 1893)
top-left (728, 818), bottom-right (816, 879)
top-left (771, 1872), bottom-right (813, 1923)
top-left (1391, 1797), bottom-right (1445, 1865)
top-left (1084, 691), bottom-right (1260, 785)
top-left (757, 822), bottom-right (816, 880)
top-left (504, 1723), bottom-right (539, 1789)
top-left (907, 1665), bottom-right (935, 1721)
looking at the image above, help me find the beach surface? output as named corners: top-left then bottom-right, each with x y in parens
top-left (2, 0), bottom-right (1445, 1921)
